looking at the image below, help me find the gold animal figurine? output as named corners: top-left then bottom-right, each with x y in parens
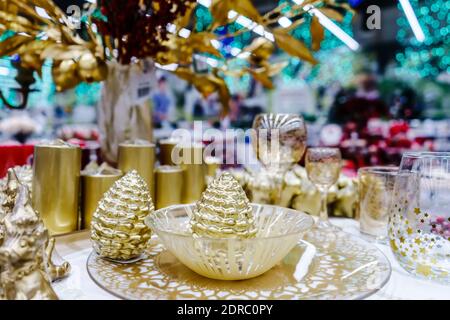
top-left (0, 184), bottom-right (58, 300)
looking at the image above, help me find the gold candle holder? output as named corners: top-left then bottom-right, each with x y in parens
top-left (118, 140), bottom-right (156, 199)
top-left (81, 164), bottom-right (122, 230)
top-left (159, 139), bottom-right (178, 166)
top-left (32, 140), bottom-right (81, 235)
top-left (178, 143), bottom-right (206, 204)
top-left (155, 166), bottom-right (184, 209)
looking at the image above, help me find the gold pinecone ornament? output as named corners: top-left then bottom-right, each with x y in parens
top-left (191, 172), bottom-right (257, 239)
top-left (91, 170), bottom-right (154, 261)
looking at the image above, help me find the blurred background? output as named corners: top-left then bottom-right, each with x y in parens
top-left (0, 0), bottom-right (449, 176)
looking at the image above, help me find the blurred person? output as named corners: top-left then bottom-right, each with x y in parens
top-left (229, 94), bottom-right (241, 122)
top-left (152, 76), bottom-right (173, 127)
top-left (183, 84), bottom-right (198, 121)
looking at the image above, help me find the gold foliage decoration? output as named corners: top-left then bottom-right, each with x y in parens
top-left (0, 0), bottom-right (353, 110)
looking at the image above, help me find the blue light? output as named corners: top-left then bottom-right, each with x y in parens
top-left (348, 0), bottom-right (364, 7)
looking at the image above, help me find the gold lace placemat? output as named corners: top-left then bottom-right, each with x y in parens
top-left (87, 231), bottom-right (391, 300)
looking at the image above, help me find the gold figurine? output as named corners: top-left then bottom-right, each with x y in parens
top-left (91, 170), bottom-right (154, 261)
top-left (0, 183), bottom-right (58, 300)
top-left (190, 172), bottom-right (257, 239)
top-left (224, 166), bottom-right (358, 218)
top-left (0, 169), bottom-right (71, 286)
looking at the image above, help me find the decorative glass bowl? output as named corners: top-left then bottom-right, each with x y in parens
top-left (145, 204), bottom-right (314, 280)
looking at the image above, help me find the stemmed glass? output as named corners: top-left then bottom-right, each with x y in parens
top-left (251, 113), bottom-right (307, 204)
top-left (305, 147), bottom-right (342, 230)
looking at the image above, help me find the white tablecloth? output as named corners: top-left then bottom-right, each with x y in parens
top-left (52, 219), bottom-right (450, 300)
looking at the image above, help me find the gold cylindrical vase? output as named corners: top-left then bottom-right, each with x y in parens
top-left (32, 140), bottom-right (82, 235)
top-left (178, 144), bottom-right (206, 204)
top-left (158, 139), bottom-right (178, 166)
top-left (81, 165), bottom-right (122, 229)
top-left (155, 166), bottom-right (184, 209)
top-left (118, 140), bottom-right (156, 199)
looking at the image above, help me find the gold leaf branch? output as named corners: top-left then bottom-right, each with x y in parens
top-left (0, 0), bottom-right (352, 112)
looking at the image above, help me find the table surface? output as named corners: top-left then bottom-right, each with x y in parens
top-left (52, 219), bottom-right (450, 300)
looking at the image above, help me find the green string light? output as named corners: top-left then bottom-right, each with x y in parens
top-left (396, 0), bottom-right (449, 79)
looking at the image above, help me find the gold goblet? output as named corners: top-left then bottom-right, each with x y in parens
top-left (305, 147), bottom-right (342, 230)
top-left (251, 113), bottom-right (307, 204)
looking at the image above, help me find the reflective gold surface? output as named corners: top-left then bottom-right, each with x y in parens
top-left (81, 164), bottom-right (122, 229)
top-left (0, 165), bottom-right (33, 193)
top-left (32, 140), bottom-right (81, 235)
top-left (118, 140), bottom-right (156, 199)
top-left (91, 170), bottom-right (154, 261)
top-left (251, 113), bottom-right (307, 171)
top-left (0, 0), bottom-right (350, 114)
top-left (155, 166), bottom-right (183, 209)
top-left (226, 166), bottom-right (358, 218)
top-left (87, 231), bottom-right (391, 300)
top-left (191, 172), bottom-right (257, 239)
top-left (158, 139), bottom-right (178, 166)
top-left (1, 168), bottom-right (71, 286)
top-left (0, 181), bottom-right (58, 300)
top-left (179, 144), bottom-right (206, 204)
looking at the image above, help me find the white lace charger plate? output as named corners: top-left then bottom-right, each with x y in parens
top-left (86, 231), bottom-right (391, 300)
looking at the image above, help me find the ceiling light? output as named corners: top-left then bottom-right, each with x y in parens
top-left (398, 0), bottom-right (425, 42)
top-left (305, 5), bottom-right (360, 51)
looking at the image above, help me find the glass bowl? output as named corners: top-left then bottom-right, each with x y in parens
top-left (145, 204), bottom-right (314, 280)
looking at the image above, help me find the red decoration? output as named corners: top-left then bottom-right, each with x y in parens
top-left (94, 0), bottom-right (195, 64)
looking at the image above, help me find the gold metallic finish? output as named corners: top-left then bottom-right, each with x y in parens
top-left (225, 166), bottom-right (358, 218)
top-left (118, 140), bottom-right (156, 199)
top-left (81, 164), bottom-right (122, 230)
top-left (44, 237), bottom-right (71, 282)
top-left (0, 169), bottom-right (71, 286)
top-left (158, 139), bottom-right (178, 166)
top-left (91, 170), bottom-right (154, 261)
top-left (0, 165), bottom-right (33, 193)
top-left (251, 113), bottom-right (307, 171)
top-left (0, 181), bottom-right (58, 300)
top-left (155, 166), bottom-right (184, 209)
top-left (0, 0), bottom-right (351, 113)
top-left (32, 140), bottom-right (81, 235)
top-left (179, 144), bottom-right (206, 204)
top-left (191, 172), bottom-right (256, 239)
top-left (86, 231), bottom-right (391, 300)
